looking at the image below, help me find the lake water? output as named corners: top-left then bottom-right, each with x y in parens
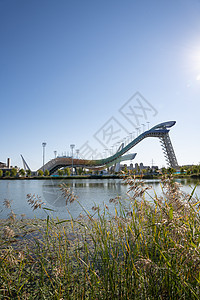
top-left (0, 178), bottom-right (200, 219)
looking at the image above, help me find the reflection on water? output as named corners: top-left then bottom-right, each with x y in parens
top-left (42, 179), bottom-right (125, 208)
top-left (0, 178), bottom-right (199, 219)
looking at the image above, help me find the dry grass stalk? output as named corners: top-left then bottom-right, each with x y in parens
top-left (59, 183), bottom-right (78, 205)
top-left (92, 206), bottom-right (99, 211)
top-left (3, 226), bottom-right (15, 239)
top-left (109, 195), bottom-right (121, 204)
top-left (27, 193), bottom-right (45, 210)
top-left (8, 210), bottom-right (16, 222)
top-left (3, 199), bottom-right (12, 209)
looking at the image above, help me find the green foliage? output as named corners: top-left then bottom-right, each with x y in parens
top-left (141, 168), bottom-right (147, 174)
top-left (64, 167), bottom-right (70, 176)
top-left (19, 168), bottom-right (25, 176)
top-left (0, 169), bottom-right (3, 177)
top-left (192, 166), bottom-right (198, 174)
top-left (11, 168), bottom-right (17, 177)
top-left (77, 167), bottom-right (83, 175)
top-left (58, 169), bottom-right (64, 176)
top-left (5, 170), bottom-right (10, 177)
top-left (26, 169), bottom-right (32, 177)
top-left (44, 169), bottom-right (50, 176)
top-left (123, 165), bottom-right (128, 173)
top-left (38, 169), bottom-right (44, 176)
top-left (186, 168), bottom-right (191, 175)
top-left (167, 167), bottom-right (176, 174)
top-left (161, 167), bottom-right (167, 174)
top-left (180, 165), bottom-right (200, 177)
top-left (180, 167), bottom-right (185, 174)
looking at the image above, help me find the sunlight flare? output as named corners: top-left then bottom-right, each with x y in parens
top-left (196, 74), bottom-right (200, 81)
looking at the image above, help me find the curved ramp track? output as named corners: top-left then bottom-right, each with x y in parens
top-left (38, 121), bottom-right (178, 174)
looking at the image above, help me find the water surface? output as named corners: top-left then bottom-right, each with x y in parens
top-left (0, 178), bottom-right (199, 219)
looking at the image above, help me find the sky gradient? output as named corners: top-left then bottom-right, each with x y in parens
top-left (1, 0), bottom-right (200, 170)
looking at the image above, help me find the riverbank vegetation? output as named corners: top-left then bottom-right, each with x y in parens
top-left (0, 175), bottom-right (200, 299)
top-left (1, 164), bottom-right (200, 180)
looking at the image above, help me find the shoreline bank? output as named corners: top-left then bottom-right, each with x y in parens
top-left (0, 174), bottom-right (200, 180)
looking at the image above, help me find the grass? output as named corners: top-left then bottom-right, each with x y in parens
top-left (0, 175), bottom-right (200, 299)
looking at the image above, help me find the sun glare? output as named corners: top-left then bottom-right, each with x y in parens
top-left (186, 45), bottom-right (200, 82)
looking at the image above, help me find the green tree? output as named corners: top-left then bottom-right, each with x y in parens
top-left (167, 167), bottom-right (176, 174)
top-left (19, 169), bottom-right (25, 177)
top-left (64, 167), bottom-right (70, 176)
top-left (142, 169), bottom-right (147, 174)
top-left (44, 169), bottom-right (50, 176)
top-left (11, 168), bottom-right (17, 177)
top-left (5, 171), bottom-right (10, 177)
top-left (153, 168), bottom-right (159, 175)
top-left (161, 167), bottom-right (167, 174)
top-left (26, 169), bottom-right (32, 177)
top-left (0, 170), bottom-right (3, 177)
top-left (192, 166), bottom-right (198, 174)
top-left (186, 169), bottom-right (191, 175)
top-left (77, 167), bottom-right (83, 175)
top-left (38, 170), bottom-right (44, 176)
top-left (180, 167), bottom-right (185, 175)
top-left (123, 166), bottom-right (128, 173)
top-left (146, 167), bottom-right (151, 174)
top-left (58, 169), bottom-right (64, 176)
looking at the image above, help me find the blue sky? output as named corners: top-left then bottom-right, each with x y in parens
top-left (1, 0), bottom-right (200, 170)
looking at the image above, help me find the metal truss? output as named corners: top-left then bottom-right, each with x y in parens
top-left (159, 133), bottom-right (178, 168)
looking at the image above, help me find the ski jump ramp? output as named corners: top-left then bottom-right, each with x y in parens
top-left (37, 121), bottom-right (178, 174)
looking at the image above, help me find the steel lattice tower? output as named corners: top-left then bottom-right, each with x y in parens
top-left (159, 132), bottom-right (178, 168)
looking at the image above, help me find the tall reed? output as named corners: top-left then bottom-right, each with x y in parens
top-left (0, 175), bottom-right (200, 299)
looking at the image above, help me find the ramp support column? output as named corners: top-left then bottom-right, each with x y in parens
top-left (159, 133), bottom-right (178, 168)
